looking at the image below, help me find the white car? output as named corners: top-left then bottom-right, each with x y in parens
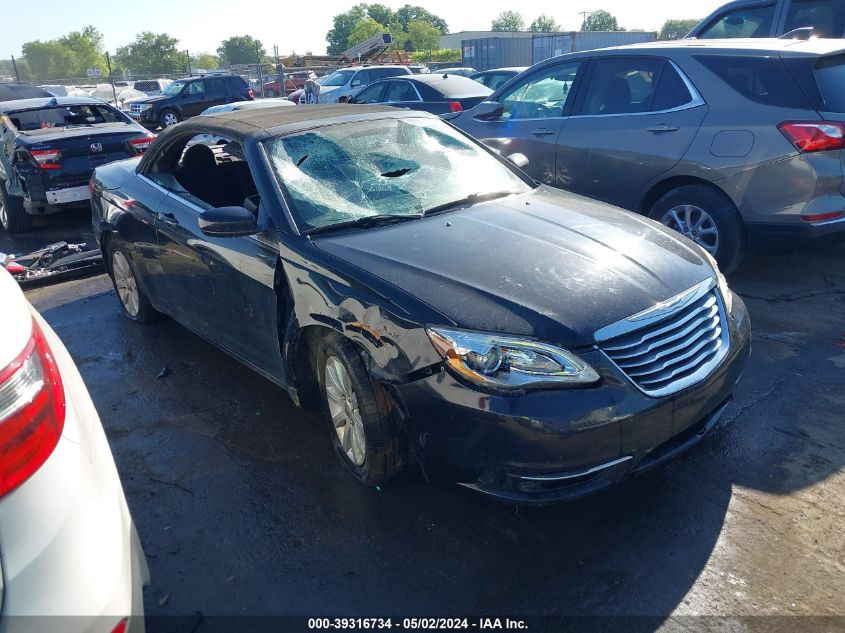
top-left (200, 98), bottom-right (295, 116)
top-left (315, 65), bottom-right (412, 103)
top-left (0, 266), bottom-right (148, 633)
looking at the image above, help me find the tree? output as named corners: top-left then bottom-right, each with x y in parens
top-left (405, 20), bottom-right (440, 53)
top-left (21, 40), bottom-right (74, 79)
top-left (659, 18), bottom-right (699, 40)
top-left (59, 26), bottom-right (107, 77)
top-left (217, 35), bottom-right (266, 66)
top-left (367, 3), bottom-right (395, 28)
top-left (326, 4), bottom-right (369, 55)
top-left (529, 15), bottom-right (560, 32)
top-left (347, 17), bottom-right (387, 48)
top-left (583, 10), bottom-right (619, 31)
top-left (395, 5), bottom-right (448, 34)
top-left (115, 32), bottom-right (182, 76)
top-left (193, 52), bottom-right (221, 70)
top-left (491, 11), bottom-right (525, 32)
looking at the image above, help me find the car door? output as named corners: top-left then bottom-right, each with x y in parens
top-left (152, 134), bottom-right (285, 378)
top-left (383, 80), bottom-right (426, 111)
top-left (180, 80), bottom-right (209, 117)
top-left (352, 82), bottom-right (387, 104)
top-left (558, 56), bottom-right (707, 210)
top-left (456, 59), bottom-right (585, 185)
top-left (205, 78), bottom-right (229, 107)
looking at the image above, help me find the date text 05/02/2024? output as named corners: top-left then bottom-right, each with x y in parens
top-left (307, 618), bottom-right (529, 630)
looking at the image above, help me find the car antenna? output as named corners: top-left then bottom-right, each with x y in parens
top-left (443, 73), bottom-right (449, 79)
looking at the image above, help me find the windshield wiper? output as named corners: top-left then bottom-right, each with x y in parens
top-left (422, 191), bottom-right (518, 216)
top-left (305, 213), bottom-right (423, 236)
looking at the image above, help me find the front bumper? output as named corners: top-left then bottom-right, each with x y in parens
top-left (393, 294), bottom-right (751, 505)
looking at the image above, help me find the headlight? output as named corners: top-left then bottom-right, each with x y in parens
top-left (138, 103), bottom-right (152, 112)
top-left (426, 327), bottom-right (600, 390)
top-left (701, 251), bottom-right (733, 313)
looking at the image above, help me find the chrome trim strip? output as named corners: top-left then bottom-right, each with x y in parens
top-left (518, 455), bottom-right (633, 482)
top-left (595, 278), bottom-right (715, 343)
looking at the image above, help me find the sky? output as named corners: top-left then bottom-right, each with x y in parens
top-left (1, 0), bottom-right (725, 58)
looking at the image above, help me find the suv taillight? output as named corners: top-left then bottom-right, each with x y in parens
top-left (29, 148), bottom-right (62, 169)
top-left (448, 101), bottom-right (463, 113)
top-left (247, 88), bottom-right (255, 99)
top-left (0, 318), bottom-right (66, 498)
top-left (128, 135), bottom-right (157, 154)
top-left (778, 121), bottom-right (845, 153)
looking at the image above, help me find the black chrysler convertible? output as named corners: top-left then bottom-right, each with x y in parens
top-left (91, 105), bottom-right (751, 504)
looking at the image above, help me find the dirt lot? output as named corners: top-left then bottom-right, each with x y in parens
top-left (6, 221), bottom-right (845, 631)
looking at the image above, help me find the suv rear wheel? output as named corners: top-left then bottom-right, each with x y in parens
top-left (649, 184), bottom-right (746, 273)
top-left (0, 179), bottom-right (32, 234)
top-left (159, 109), bottom-right (181, 128)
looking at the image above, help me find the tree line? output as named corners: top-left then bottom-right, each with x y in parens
top-left (489, 10), bottom-right (698, 38)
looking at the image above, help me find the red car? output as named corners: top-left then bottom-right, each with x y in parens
top-left (263, 70), bottom-right (317, 96)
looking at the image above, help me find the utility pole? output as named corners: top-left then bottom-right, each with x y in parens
top-left (185, 50), bottom-right (191, 75)
top-left (10, 55), bottom-right (19, 81)
top-left (579, 11), bottom-right (591, 31)
top-left (256, 43), bottom-right (264, 98)
top-left (274, 44), bottom-right (284, 97)
top-left (106, 52), bottom-right (117, 105)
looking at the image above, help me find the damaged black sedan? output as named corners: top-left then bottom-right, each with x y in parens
top-left (91, 105), bottom-right (751, 504)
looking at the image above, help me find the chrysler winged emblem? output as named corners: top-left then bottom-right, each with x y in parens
top-left (90, 142), bottom-right (103, 152)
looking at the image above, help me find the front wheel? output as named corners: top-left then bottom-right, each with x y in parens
top-left (317, 333), bottom-right (408, 487)
top-left (649, 184), bottom-right (746, 273)
top-left (0, 179), bottom-right (32, 234)
top-left (158, 109), bottom-right (181, 128)
top-left (108, 242), bottom-right (161, 323)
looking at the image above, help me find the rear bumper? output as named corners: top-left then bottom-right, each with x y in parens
top-left (0, 312), bottom-right (147, 631)
top-left (14, 168), bottom-right (92, 215)
top-left (393, 294), bottom-right (751, 505)
top-left (746, 215), bottom-right (845, 251)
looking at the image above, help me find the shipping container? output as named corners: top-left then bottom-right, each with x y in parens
top-left (461, 37), bottom-right (533, 72)
top-left (531, 31), bottom-right (657, 65)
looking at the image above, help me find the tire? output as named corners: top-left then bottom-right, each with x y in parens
top-left (649, 184), bottom-right (746, 273)
top-left (107, 241), bottom-right (161, 323)
top-left (317, 332), bottom-right (408, 487)
top-left (0, 179), bottom-right (32, 234)
top-left (158, 109), bottom-right (181, 128)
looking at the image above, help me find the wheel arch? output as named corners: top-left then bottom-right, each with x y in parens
top-left (638, 175), bottom-right (735, 215)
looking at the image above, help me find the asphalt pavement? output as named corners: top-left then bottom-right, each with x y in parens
top-left (12, 221), bottom-right (845, 633)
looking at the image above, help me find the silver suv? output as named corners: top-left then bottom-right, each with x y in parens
top-left (450, 39), bottom-right (845, 271)
top-left (315, 65), bottom-right (412, 103)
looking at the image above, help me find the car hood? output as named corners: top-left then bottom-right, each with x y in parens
top-left (130, 95), bottom-right (171, 105)
top-left (312, 188), bottom-right (715, 348)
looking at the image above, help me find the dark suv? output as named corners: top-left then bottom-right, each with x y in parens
top-left (688, 0), bottom-right (845, 39)
top-left (127, 74), bottom-right (253, 130)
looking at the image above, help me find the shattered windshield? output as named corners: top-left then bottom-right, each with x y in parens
top-left (265, 116), bottom-right (528, 231)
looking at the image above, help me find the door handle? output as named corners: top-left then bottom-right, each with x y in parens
top-left (647, 124), bottom-right (680, 133)
top-left (156, 212), bottom-right (179, 226)
top-left (531, 128), bottom-right (556, 136)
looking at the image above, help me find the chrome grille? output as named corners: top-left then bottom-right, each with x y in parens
top-left (597, 281), bottom-right (729, 397)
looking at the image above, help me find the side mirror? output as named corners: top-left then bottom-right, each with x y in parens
top-left (474, 101), bottom-right (504, 121)
top-left (198, 206), bottom-right (258, 237)
top-left (507, 152), bottom-right (529, 169)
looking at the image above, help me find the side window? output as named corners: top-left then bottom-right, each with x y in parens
top-left (351, 70), bottom-right (371, 87)
top-left (207, 78), bottom-right (226, 93)
top-left (188, 80), bottom-right (205, 95)
top-left (581, 57), bottom-right (664, 115)
top-left (695, 55), bottom-right (810, 108)
top-left (784, 0), bottom-right (845, 37)
top-left (385, 81), bottom-right (419, 102)
top-left (355, 83), bottom-right (385, 103)
top-left (498, 60), bottom-right (582, 120)
top-left (487, 74), bottom-right (513, 90)
top-left (652, 63), bottom-right (695, 111)
top-left (698, 4), bottom-right (776, 38)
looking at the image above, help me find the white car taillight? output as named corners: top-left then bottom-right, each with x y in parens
top-left (0, 318), bottom-right (66, 498)
top-left (128, 135), bottom-right (157, 154)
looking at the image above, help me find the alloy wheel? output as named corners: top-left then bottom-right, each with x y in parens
top-left (325, 356), bottom-right (366, 467)
top-left (660, 204), bottom-right (719, 254)
top-left (0, 198), bottom-right (6, 230)
top-left (112, 250), bottom-right (140, 317)
top-left (163, 113), bottom-right (179, 126)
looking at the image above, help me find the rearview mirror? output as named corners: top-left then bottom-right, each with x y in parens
top-left (507, 152), bottom-right (529, 169)
top-left (474, 101), bottom-right (504, 121)
top-left (198, 206), bottom-right (258, 237)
